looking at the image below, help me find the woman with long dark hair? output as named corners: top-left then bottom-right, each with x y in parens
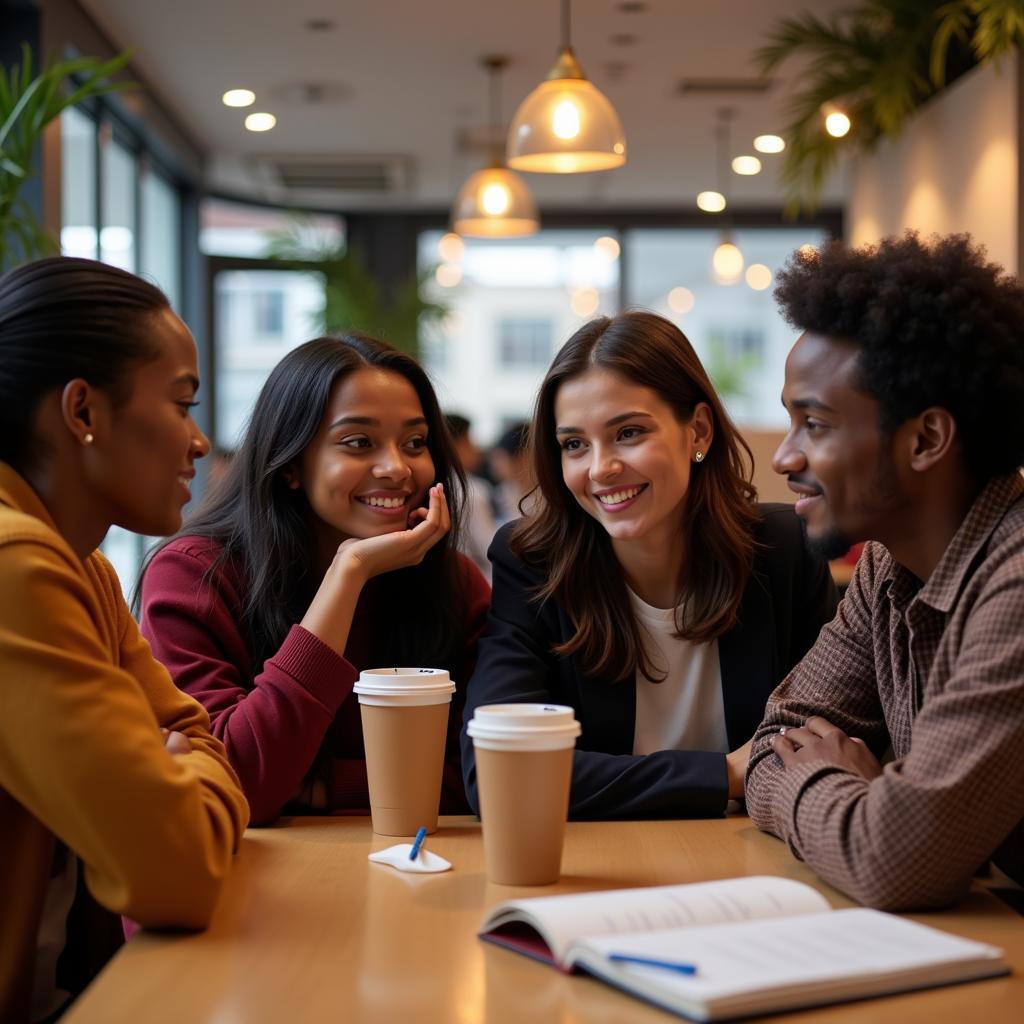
top-left (0, 257), bottom-right (247, 1022)
top-left (461, 311), bottom-right (837, 818)
top-left (140, 334), bottom-right (490, 825)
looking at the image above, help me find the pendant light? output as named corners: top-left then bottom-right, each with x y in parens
top-left (709, 108), bottom-right (744, 285)
top-left (506, 0), bottom-right (626, 173)
top-left (452, 56), bottom-right (539, 238)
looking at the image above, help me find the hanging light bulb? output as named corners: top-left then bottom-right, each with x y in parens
top-left (452, 56), bottom-right (539, 238)
top-left (703, 109), bottom-right (745, 284)
top-left (507, 0), bottom-right (626, 173)
top-left (713, 237), bottom-right (744, 285)
top-left (822, 103), bottom-right (851, 138)
top-left (452, 166), bottom-right (539, 237)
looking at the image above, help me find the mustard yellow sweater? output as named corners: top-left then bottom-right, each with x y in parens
top-left (0, 463), bottom-right (249, 1021)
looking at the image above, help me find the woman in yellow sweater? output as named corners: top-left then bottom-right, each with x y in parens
top-left (0, 257), bottom-right (249, 1022)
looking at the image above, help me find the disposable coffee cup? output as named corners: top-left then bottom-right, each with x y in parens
top-left (355, 668), bottom-right (455, 837)
top-left (467, 703), bottom-right (581, 885)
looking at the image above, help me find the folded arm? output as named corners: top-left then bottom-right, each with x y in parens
top-left (0, 543), bottom-right (247, 928)
top-left (141, 544), bottom-right (354, 825)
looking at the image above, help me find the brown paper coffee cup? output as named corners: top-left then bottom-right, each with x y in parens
top-left (468, 704), bottom-right (581, 885)
top-left (355, 668), bottom-right (455, 837)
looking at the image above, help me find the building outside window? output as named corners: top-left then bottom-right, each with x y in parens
top-left (497, 317), bottom-right (554, 368)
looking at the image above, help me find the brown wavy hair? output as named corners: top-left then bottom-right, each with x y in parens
top-left (511, 311), bottom-right (759, 683)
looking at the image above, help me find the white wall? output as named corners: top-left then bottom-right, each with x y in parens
top-left (848, 55), bottom-right (1018, 275)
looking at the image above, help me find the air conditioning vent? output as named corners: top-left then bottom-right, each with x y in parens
top-left (676, 78), bottom-right (773, 95)
top-left (257, 154), bottom-right (415, 194)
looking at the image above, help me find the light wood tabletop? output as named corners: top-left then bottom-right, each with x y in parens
top-left (64, 815), bottom-right (1022, 1023)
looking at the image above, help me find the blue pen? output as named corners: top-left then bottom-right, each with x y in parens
top-left (409, 827), bottom-right (428, 861)
top-left (608, 954), bottom-right (698, 976)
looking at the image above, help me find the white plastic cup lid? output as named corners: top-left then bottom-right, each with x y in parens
top-left (467, 703), bottom-right (581, 750)
top-left (354, 667), bottom-right (455, 698)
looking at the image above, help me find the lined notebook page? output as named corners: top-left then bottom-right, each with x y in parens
top-left (485, 876), bottom-right (830, 964)
top-left (575, 908), bottom-right (1006, 1011)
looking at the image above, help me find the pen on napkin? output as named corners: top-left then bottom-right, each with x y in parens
top-left (409, 827), bottom-right (427, 861)
top-left (608, 954), bottom-right (698, 976)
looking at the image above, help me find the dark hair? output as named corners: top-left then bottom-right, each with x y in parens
top-left (512, 311), bottom-right (759, 683)
top-left (0, 256), bottom-right (169, 471)
top-left (145, 333), bottom-right (470, 673)
top-left (774, 231), bottom-right (1024, 480)
top-left (445, 413), bottom-right (471, 440)
top-left (495, 422), bottom-right (529, 457)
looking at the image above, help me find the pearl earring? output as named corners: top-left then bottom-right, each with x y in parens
top-left (694, 450), bottom-right (704, 462)
top-left (83, 433), bottom-right (94, 445)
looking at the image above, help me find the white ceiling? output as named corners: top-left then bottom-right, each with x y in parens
top-left (79, 0), bottom-right (851, 211)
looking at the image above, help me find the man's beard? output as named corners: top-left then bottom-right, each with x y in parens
top-left (805, 526), bottom-right (855, 562)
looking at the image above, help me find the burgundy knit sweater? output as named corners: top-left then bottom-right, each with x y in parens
top-left (140, 535), bottom-right (490, 825)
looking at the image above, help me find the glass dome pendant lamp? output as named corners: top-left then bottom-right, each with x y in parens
top-left (710, 108), bottom-right (744, 285)
top-left (506, 0), bottom-right (626, 173)
top-left (452, 56), bottom-right (540, 238)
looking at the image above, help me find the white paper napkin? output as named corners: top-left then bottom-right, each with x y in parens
top-left (368, 843), bottom-right (452, 873)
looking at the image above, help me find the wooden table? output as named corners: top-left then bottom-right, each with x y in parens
top-left (65, 816), bottom-right (1023, 1023)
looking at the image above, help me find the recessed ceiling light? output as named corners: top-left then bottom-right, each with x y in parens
top-left (754, 134), bottom-right (785, 153)
top-left (222, 89), bottom-right (255, 108)
top-left (244, 112), bottom-right (276, 132)
top-left (732, 155), bottom-right (762, 175)
top-left (696, 190), bottom-right (726, 213)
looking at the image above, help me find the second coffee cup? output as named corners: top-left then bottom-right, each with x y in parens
top-left (467, 703), bottom-right (581, 885)
top-left (354, 667), bottom-right (455, 837)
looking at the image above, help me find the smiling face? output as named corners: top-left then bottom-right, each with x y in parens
top-left (291, 367), bottom-right (435, 549)
top-left (89, 307), bottom-right (210, 536)
top-left (774, 331), bottom-right (904, 558)
top-left (554, 366), bottom-right (711, 556)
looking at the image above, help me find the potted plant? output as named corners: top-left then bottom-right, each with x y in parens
top-left (266, 217), bottom-right (448, 359)
top-left (1, 44), bottom-right (130, 271)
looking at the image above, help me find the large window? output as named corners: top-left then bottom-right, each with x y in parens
top-left (202, 198), bottom-right (343, 451)
top-left (141, 166), bottom-right (182, 309)
top-left (60, 107), bottom-right (186, 594)
top-left (418, 224), bottom-right (829, 445)
top-left (213, 268), bottom-right (325, 449)
top-left (624, 227), bottom-right (830, 428)
top-left (418, 229), bottom-right (620, 442)
top-left (100, 135), bottom-right (136, 271)
top-left (60, 106), bottom-right (97, 259)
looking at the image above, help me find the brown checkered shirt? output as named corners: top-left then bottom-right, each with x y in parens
top-left (746, 473), bottom-right (1024, 910)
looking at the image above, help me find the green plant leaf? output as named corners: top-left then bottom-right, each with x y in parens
top-left (0, 44), bottom-right (133, 268)
top-left (755, 0), bottom-right (1024, 212)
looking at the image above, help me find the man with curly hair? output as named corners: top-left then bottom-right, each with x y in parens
top-left (745, 231), bottom-right (1024, 909)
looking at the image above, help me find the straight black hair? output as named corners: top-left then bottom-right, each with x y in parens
top-left (143, 333), bottom-right (471, 673)
top-left (0, 256), bottom-right (169, 472)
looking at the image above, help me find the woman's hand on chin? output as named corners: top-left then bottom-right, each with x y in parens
top-left (337, 483), bottom-right (450, 582)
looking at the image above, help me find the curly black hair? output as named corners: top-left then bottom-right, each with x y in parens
top-left (774, 231), bottom-right (1024, 481)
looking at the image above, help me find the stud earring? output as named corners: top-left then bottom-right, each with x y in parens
top-left (83, 433), bottom-right (94, 445)
top-left (694, 450), bottom-right (704, 463)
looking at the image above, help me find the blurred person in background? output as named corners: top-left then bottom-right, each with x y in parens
top-left (490, 421), bottom-right (535, 524)
top-left (446, 413), bottom-right (497, 582)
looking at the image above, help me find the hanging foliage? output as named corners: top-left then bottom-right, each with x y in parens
top-left (757, 0), bottom-right (1024, 213)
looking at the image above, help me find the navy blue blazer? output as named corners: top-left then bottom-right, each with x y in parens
top-left (461, 505), bottom-right (838, 820)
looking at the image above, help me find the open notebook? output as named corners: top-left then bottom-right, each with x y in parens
top-left (478, 876), bottom-right (1008, 1022)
